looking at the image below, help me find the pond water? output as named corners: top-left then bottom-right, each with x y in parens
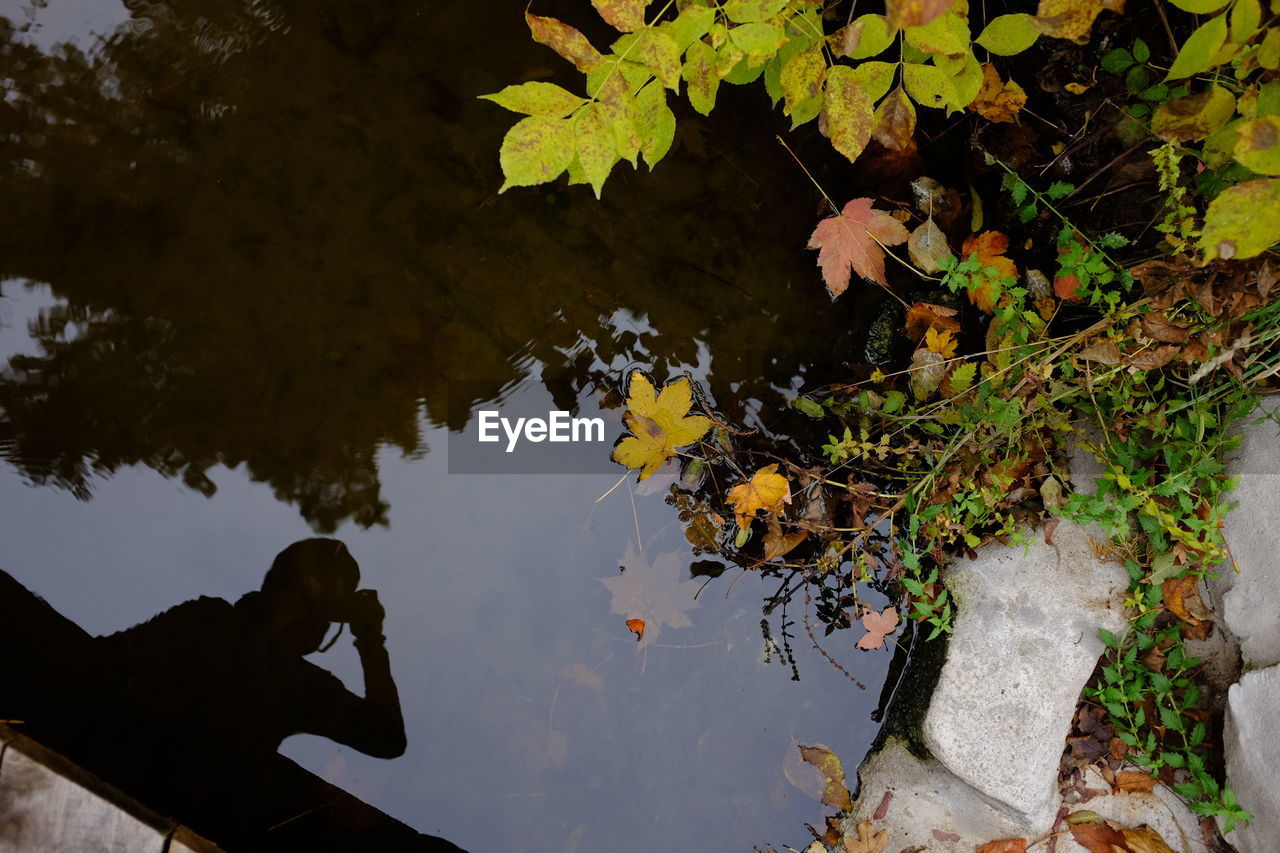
top-left (0, 2), bottom-right (901, 850)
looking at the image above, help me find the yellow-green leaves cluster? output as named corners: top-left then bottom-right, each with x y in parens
top-left (486, 0), bottom-right (1051, 192)
top-left (1137, 1), bottom-right (1280, 260)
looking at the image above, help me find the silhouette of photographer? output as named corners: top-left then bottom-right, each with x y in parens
top-left (1, 539), bottom-right (466, 851)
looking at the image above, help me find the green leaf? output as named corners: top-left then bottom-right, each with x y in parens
top-left (905, 11), bottom-right (970, 56)
top-left (1046, 180), bottom-right (1074, 199)
top-left (595, 71), bottom-right (642, 165)
top-left (668, 6), bottom-right (716, 52)
top-left (781, 47), bottom-right (826, 124)
top-left (480, 82), bottom-right (588, 117)
top-left (976, 14), bottom-right (1040, 56)
top-left (625, 29), bottom-right (682, 89)
top-left (883, 390), bottom-right (907, 414)
top-left (1202, 177), bottom-right (1280, 260)
top-left (1166, 0), bottom-right (1228, 11)
top-left (1166, 14), bottom-right (1229, 81)
top-left (903, 62), bottom-right (957, 111)
top-left (1102, 48), bottom-right (1135, 74)
top-left (728, 21), bottom-right (786, 66)
top-left (723, 0), bottom-right (789, 24)
top-left (1231, 0), bottom-right (1262, 43)
top-left (1234, 116), bottom-right (1280, 175)
top-left (823, 65), bottom-right (875, 162)
top-left (1132, 38), bottom-right (1150, 63)
top-left (634, 83), bottom-right (675, 168)
top-left (683, 41), bottom-right (720, 115)
top-left (853, 61), bottom-right (898, 102)
top-left (834, 14), bottom-right (894, 60)
top-left (574, 104), bottom-right (618, 197)
top-left (948, 362), bottom-right (976, 395)
top-left (498, 115), bottom-right (576, 192)
top-left (791, 396), bottom-right (825, 417)
top-left (937, 52), bottom-right (982, 110)
top-left (1153, 85), bottom-right (1237, 142)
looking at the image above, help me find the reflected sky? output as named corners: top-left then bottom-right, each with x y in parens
top-left (0, 2), bottom-right (901, 849)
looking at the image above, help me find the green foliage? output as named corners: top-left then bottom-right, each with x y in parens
top-left (1087, 625), bottom-right (1254, 831)
top-left (483, 0), bottom-right (1047, 196)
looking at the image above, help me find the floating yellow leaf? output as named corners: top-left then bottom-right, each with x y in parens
top-left (925, 326), bottom-right (958, 358)
top-left (727, 464), bottom-right (791, 531)
top-left (611, 373), bottom-right (712, 479)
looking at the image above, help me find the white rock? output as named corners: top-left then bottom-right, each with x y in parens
top-left (1214, 401), bottom-right (1280, 670)
top-left (1219, 664), bottom-right (1280, 852)
top-left (921, 520), bottom-right (1130, 831)
top-left (1054, 767), bottom-right (1208, 853)
top-left (844, 739), bottom-right (1029, 852)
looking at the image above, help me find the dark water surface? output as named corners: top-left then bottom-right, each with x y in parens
top-left (0, 2), bottom-right (894, 850)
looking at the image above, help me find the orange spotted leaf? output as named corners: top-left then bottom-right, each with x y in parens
top-left (625, 617), bottom-right (646, 640)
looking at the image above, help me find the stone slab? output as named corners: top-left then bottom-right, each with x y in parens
top-left (1213, 400), bottom-right (1280, 670)
top-left (844, 739), bottom-right (1029, 852)
top-left (1219, 664), bottom-right (1280, 853)
top-left (1054, 767), bottom-right (1209, 853)
top-left (0, 742), bottom-right (166, 852)
top-left (921, 520), bottom-right (1130, 831)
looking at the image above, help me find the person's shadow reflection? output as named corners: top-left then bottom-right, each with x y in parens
top-left (1, 539), bottom-right (466, 852)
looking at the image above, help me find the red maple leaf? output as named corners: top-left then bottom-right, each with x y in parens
top-left (807, 198), bottom-right (909, 297)
top-left (856, 605), bottom-right (900, 650)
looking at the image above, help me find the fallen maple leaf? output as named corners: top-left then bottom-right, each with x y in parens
top-left (843, 818), bottom-right (887, 853)
top-left (727, 464), bottom-right (791, 531)
top-left (808, 198), bottom-right (910, 297)
top-left (856, 606), bottom-right (900, 650)
top-left (924, 326), bottom-right (958, 359)
top-left (961, 231), bottom-right (1019, 313)
top-left (600, 545), bottom-right (700, 646)
top-left (611, 372), bottom-right (712, 479)
top-left (968, 64), bottom-right (1026, 124)
top-left (976, 840), bottom-right (1027, 853)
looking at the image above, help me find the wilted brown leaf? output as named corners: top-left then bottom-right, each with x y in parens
top-left (799, 744), bottom-right (854, 811)
top-left (1114, 770), bottom-right (1158, 795)
top-left (887, 0), bottom-right (957, 28)
top-left (1163, 576), bottom-right (1211, 625)
top-left (763, 517), bottom-right (808, 560)
top-left (525, 12), bottom-right (605, 72)
top-left (1119, 825), bottom-right (1177, 853)
top-left (976, 840), bottom-right (1027, 853)
top-left (808, 198), bottom-right (910, 295)
top-left (843, 818), bottom-right (888, 853)
top-left (908, 216), bottom-right (950, 273)
top-left (969, 64), bottom-right (1027, 123)
top-left (1078, 340), bottom-right (1125, 364)
top-left (1127, 345), bottom-right (1180, 371)
top-left (1068, 818), bottom-right (1127, 853)
top-left (1140, 313), bottom-right (1193, 343)
top-left (873, 88), bottom-right (917, 151)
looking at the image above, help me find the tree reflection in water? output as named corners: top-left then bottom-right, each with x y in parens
top-left (0, 0), bottom-right (875, 531)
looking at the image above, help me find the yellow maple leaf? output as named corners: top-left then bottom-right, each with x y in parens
top-left (968, 64), bottom-right (1027, 124)
top-left (925, 326), bottom-right (958, 358)
top-left (727, 464), bottom-right (791, 531)
top-left (611, 372), bottom-right (712, 480)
